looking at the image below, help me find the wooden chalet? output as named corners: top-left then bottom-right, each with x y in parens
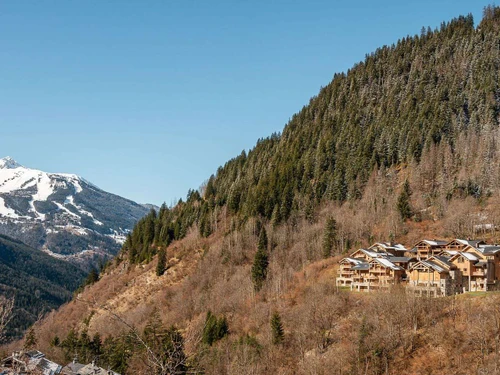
top-left (444, 239), bottom-right (486, 252)
top-left (407, 256), bottom-right (459, 296)
top-left (336, 257), bottom-right (370, 287)
top-left (412, 239), bottom-right (448, 260)
top-left (337, 248), bottom-right (410, 291)
top-left (336, 239), bottom-right (500, 296)
top-left (449, 251), bottom-right (491, 292)
top-left (369, 242), bottom-right (410, 257)
top-left (348, 248), bottom-right (391, 261)
top-left (366, 258), bottom-right (405, 288)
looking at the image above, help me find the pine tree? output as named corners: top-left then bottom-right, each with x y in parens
top-left (270, 311), bottom-right (284, 345)
top-left (397, 179), bottom-right (413, 220)
top-left (322, 216), bottom-right (337, 258)
top-left (252, 227), bottom-right (269, 292)
top-left (156, 248), bottom-right (167, 276)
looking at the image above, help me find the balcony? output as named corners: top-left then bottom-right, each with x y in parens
top-left (471, 270), bottom-right (486, 277)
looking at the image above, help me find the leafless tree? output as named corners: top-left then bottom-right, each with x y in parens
top-left (0, 296), bottom-right (14, 343)
top-left (76, 297), bottom-right (202, 374)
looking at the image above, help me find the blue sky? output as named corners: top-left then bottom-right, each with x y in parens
top-left (0, 1), bottom-right (493, 205)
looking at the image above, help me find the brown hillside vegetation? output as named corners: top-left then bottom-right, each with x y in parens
top-left (10, 117), bottom-right (500, 375)
top-left (8, 186), bottom-right (500, 374)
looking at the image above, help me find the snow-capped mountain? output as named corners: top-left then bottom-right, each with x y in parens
top-left (0, 157), bottom-right (149, 268)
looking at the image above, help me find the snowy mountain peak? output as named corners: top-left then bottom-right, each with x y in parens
top-left (0, 158), bottom-right (149, 267)
top-left (0, 156), bottom-right (22, 170)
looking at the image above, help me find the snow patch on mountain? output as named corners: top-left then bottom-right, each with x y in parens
top-left (0, 157), bottom-right (149, 268)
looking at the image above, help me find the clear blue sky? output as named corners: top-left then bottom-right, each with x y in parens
top-left (0, 1), bottom-right (493, 205)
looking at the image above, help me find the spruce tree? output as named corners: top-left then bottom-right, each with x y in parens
top-left (270, 311), bottom-right (284, 345)
top-left (202, 311), bottom-right (218, 346)
top-left (258, 227), bottom-right (268, 252)
top-left (202, 311), bottom-right (228, 346)
top-left (156, 248), bottom-right (167, 276)
top-left (322, 216), bottom-right (337, 258)
top-left (397, 179), bottom-right (413, 220)
top-left (252, 227), bottom-right (269, 292)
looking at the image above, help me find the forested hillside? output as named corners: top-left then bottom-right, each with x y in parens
top-left (0, 234), bottom-right (86, 340)
top-left (15, 6), bottom-right (500, 375)
top-left (124, 6), bottom-right (500, 262)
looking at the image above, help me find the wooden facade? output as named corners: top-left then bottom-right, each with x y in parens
top-left (412, 240), bottom-right (448, 260)
top-left (337, 239), bottom-right (500, 297)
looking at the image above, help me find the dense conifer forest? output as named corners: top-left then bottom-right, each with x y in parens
top-left (123, 6), bottom-right (500, 263)
top-left (0, 234), bottom-right (86, 340)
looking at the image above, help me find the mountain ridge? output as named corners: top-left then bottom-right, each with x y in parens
top-left (0, 156), bottom-right (149, 268)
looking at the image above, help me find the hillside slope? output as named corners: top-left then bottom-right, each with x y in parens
top-left (17, 6), bottom-right (500, 375)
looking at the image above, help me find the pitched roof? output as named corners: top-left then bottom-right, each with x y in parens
top-left (425, 240), bottom-right (448, 246)
top-left (341, 257), bottom-right (367, 265)
top-left (387, 256), bottom-right (413, 263)
top-left (433, 255), bottom-right (453, 265)
top-left (421, 260), bottom-right (447, 273)
top-left (460, 252), bottom-right (479, 261)
top-left (62, 361), bottom-right (86, 374)
top-left (369, 242), bottom-right (408, 252)
top-left (410, 259), bottom-right (449, 273)
top-left (77, 363), bottom-right (120, 375)
top-left (478, 245), bottom-right (500, 255)
top-left (453, 239), bottom-right (485, 247)
top-left (352, 263), bottom-right (370, 270)
top-left (25, 352), bottom-right (62, 375)
top-left (372, 258), bottom-right (403, 271)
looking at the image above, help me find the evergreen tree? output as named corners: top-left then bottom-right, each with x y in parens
top-left (202, 311), bottom-right (218, 346)
top-left (252, 228), bottom-right (269, 292)
top-left (85, 268), bottom-right (99, 286)
top-left (397, 179), bottom-right (413, 220)
top-left (270, 311), bottom-right (285, 345)
top-left (202, 311), bottom-right (229, 346)
top-left (258, 226), bottom-right (268, 252)
top-left (156, 248), bottom-right (167, 277)
top-left (322, 217), bottom-right (338, 258)
top-left (50, 335), bottom-right (60, 347)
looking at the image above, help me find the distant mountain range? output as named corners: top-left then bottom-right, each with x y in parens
top-left (0, 157), bottom-right (149, 268)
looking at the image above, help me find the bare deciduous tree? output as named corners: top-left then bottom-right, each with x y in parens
top-left (0, 296), bottom-right (14, 343)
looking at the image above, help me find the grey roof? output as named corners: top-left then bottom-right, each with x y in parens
top-left (433, 255), bottom-right (453, 268)
top-left (372, 257), bottom-right (403, 271)
top-left (452, 239), bottom-right (485, 247)
top-left (422, 260), bottom-right (448, 273)
top-left (411, 259), bottom-right (449, 273)
top-left (387, 256), bottom-right (412, 263)
top-left (478, 245), bottom-right (500, 255)
top-left (352, 263), bottom-right (370, 270)
top-left (76, 363), bottom-right (120, 375)
top-left (62, 362), bottom-right (86, 374)
top-left (369, 242), bottom-right (408, 252)
top-left (413, 240), bottom-right (448, 250)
